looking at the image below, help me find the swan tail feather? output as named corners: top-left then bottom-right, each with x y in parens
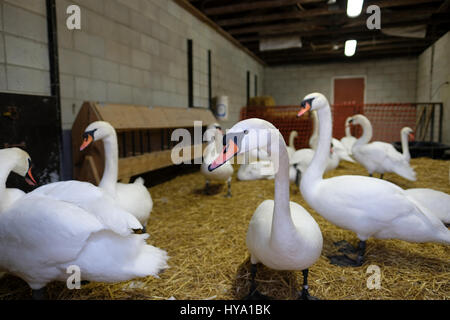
top-left (395, 165), bottom-right (417, 181)
top-left (131, 242), bottom-right (169, 278)
top-left (134, 177), bottom-right (145, 185)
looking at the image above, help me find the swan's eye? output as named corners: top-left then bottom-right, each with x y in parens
top-left (244, 130), bottom-right (249, 135)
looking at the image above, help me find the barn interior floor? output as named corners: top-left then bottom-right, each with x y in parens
top-left (0, 157), bottom-right (449, 300)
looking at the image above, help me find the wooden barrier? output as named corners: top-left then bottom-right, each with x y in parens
top-left (72, 102), bottom-right (217, 185)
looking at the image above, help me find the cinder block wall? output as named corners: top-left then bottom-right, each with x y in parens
top-left (417, 32), bottom-right (450, 144)
top-left (56, 0), bottom-right (264, 131)
top-left (0, 0), bottom-right (264, 132)
top-left (0, 0), bottom-right (50, 95)
top-left (264, 57), bottom-right (418, 105)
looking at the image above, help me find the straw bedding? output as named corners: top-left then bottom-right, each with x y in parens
top-left (0, 157), bottom-right (448, 300)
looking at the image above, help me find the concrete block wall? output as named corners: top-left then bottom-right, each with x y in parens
top-left (55, 0), bottom-right (264, 130)
top-left (417, 32), bottom-right (450, 144)
top-left (264, 57), bottom-right (417, 105)
top-left (0, 0), bottom-right (50, 95)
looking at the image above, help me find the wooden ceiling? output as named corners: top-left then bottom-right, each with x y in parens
top-left (188, 0), bottom-right (450, 65)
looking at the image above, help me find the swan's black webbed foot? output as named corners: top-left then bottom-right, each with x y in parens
top-left (328, 254), bottom-right (363, 267)
top-left (297, 269), bottom-right (319, 300)
top-left (333, 240), bottom-right (357, 254)
top-left (244, 263), bottom-right (271, 300)
top-left (31, 287), bottom-right (48, 300)
top-left (329, 240), bottom-right (365, 267)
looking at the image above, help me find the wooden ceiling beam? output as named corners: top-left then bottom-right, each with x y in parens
top-left (257, 40), bottom-right (428, 59)
top-left (215, 0), bottom-right (443, 27)
top-left (263, 48), bottom-right (424, 64)
top-left (235, 14), bottom-right (446, 42)
top-left (228, 9), bottom-right (436, 36)
top-left (203, 0), bottom-right (325, 16)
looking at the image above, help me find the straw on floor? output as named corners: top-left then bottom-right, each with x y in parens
top-left (0, 157), bottom-right (448, 300)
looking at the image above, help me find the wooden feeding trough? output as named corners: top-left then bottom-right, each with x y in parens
top-left (72, 102), bottom-right (217, 185)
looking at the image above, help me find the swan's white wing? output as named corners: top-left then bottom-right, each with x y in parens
top-left (332, 138), bottom-right (354, 163)
top-left (405, 188), bottom-right (450, 224)
top-left (317, 176), bottom-right (448, 242)
top-left (0, 194), bottom-right (104, 266)
top-left (29, 181), bottom-right (142, 235)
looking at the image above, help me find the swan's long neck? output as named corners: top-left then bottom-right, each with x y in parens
top-left (401, 131), bottom-right (410, 160)
top-left (270, 132), bottom-right (298, 249)
top-left (288, 131), bottom-right (297, 148)
top-left (345, 125), bottom-right (352, 137)
top-left (99, 132), bottom-right (119, 195)
top-left (214, 130), bottom-right (222, 154)
top-left (0, 160), bottom-right (14, 208)
top-left (301, 106), bottom-right (332, 188)
top-left (312, 111), bottom-right (319, 139)
top-left (354, 117), bottom-right (372, 147)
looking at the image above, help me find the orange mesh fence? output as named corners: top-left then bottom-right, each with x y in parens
top-left (240, 102), bottom-right (440, 146)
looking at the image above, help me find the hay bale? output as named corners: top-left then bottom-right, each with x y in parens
top-left (0, 158), bottom-right (448, 300)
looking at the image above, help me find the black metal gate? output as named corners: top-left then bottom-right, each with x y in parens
top-left (0, 93), bottom-right (61, 192)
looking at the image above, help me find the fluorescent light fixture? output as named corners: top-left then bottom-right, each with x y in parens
top-left (347, 0), bottom-right (364, 17)
top-left (344, 40), bottom-right (357, 57)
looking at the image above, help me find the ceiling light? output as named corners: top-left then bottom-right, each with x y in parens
top-left (344, 40), bottom-right (357, 57)
top-left (347, 0), bottom-right (364, 18)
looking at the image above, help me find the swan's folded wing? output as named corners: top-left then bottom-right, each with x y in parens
top-left (0, 194), bottom-right (104, 265)
top-left (29, 181), bottom-right (142, 235)
top-left (326, 176), bottom-right (441, 227)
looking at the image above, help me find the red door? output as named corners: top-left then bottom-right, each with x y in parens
top-left (333, 78), bottom-right (365, 139)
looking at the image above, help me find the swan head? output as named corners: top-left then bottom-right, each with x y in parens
top-left (348, 114), bottom-right (369, 126)
top-left (208, 118), bottom-right (277, 171)
top-left (80, 121), bottom-right (115, 151)
top-left (0, 148), bottom-right (37, 186)
top-left (401, 127), bottom-right (414, 141)
top-left (297, 92), bottom-right (328, 117)
top-left (345, 117), bottom-right (353, 127)
top-left (205, 122), bottom-right (223, 142)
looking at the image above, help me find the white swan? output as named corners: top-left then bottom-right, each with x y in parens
top-left (286, 130), bottom-right (298, 160)
top-left (285, 131), bottom-right (299, 183)
top-left (80, 121), bottom-right (153, 231)
top-left (237, 148), bottom-right (275, 181)
top-left (201, 123), bottom-right (234, 197)
top-left (297, 93), bottom-right (449, 267)
top-left (340, 117), bottom-right (357, 155)
top-left (400, 127), bottom-right (414, 163)
top-left (290, 139), bottom-right (355, 185)
top-left (208, 118), bottom-right (323, 299)
top-left (350, 114), bottom-right (416, 181)
top-left (0, 149), bottom-right (168, 299)
top-left (0, 148), bottom-right (37, 213)
top-left (405, 188), bottom-right (450, 225)
top-left (309, 111), bottom-right (319, 149)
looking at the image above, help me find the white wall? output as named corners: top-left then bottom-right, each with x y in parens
top-left (264, 57), bottom-right (418, 105)
top-left (417, 32), bottom-right (450, 144)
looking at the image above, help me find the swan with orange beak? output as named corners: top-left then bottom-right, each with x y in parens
top-left (202, 123), bottom-right (234, 197)
top-left (209, 119), bottom-right (323, 300)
